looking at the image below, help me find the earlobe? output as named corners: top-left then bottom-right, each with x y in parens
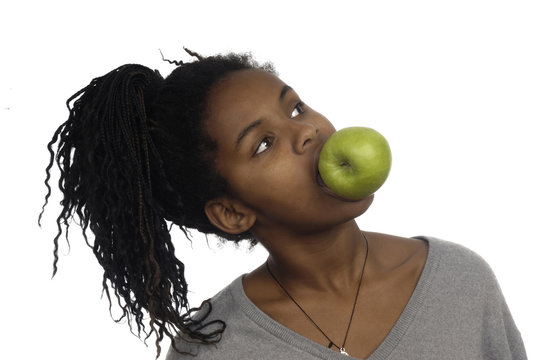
top-left (204, 197), bottom-right (256, 235)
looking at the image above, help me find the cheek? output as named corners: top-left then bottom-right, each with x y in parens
top-left (228, 161), bottom-right (307, 206)
top-left (236, 163), bottom-right (291, 194)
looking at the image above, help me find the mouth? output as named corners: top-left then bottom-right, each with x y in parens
top-left (314, 146), bottom-right (328, 189)
top-left (316, 170), bottom-right (333, 193)
top-left (314, 148), bottom-right (368, 203)
top-left (316, 170), bottom-right (361, 202)
top-left (314, 150), bottom-right (357, 202)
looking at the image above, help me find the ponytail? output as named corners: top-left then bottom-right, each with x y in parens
top-left (40, 64), bottom-right (224, 357)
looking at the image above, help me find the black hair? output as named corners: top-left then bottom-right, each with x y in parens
top-left (39, 49), bottom-right (275, 357)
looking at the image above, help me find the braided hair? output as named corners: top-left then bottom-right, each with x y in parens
top-left (39, 50), bottom-right (275, 357)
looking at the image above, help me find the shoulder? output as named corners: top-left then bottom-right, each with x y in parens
top-left (414, 237), bottom-right (527, 358)
top-left (165, 278), bottom-right (241, 359)
top-left (414, 236), bottom-right (506, 305)
top-left (367, 233), bottom-right (502, 304)
top-left (166, 276), bottom-right (296, 360)
top-left (165, 275), bottom-right (327, 360)
top-left (421, 236), bottom-right (496, 279)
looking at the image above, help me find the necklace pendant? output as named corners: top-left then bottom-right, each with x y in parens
top-left (340, 348), bottom-right (349, 356)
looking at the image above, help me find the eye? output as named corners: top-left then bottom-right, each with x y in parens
top-left (291, 102), bottom-right (306, 118)
top-left (254, 137), bottom-right (273, 155)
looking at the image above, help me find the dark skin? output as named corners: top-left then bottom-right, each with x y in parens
top-left (203, 69), bottom-right (428, 359)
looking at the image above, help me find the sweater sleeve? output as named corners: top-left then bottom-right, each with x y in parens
top-left (480, 268), bottom-right (527, 359)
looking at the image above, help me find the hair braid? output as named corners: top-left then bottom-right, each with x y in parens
top-left (41, 51), bottom-right (275, 357)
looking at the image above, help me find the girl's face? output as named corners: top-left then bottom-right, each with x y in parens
top-left (204, 69), bottom-right (373, 236)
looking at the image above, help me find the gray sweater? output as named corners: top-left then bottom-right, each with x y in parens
top-left (166, 237), bottom-right (527, 359)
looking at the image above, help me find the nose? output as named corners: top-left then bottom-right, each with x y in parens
top-left (293, 121), bottom-right (318, 154)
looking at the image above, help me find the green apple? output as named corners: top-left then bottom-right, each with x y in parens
top-left (318, 127), bottom-right (392, 200)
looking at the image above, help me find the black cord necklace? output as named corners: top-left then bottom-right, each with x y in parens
top-left (265, 232), bottom-right (369, 356)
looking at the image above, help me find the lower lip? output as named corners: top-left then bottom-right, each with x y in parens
top-left (316, 172), bottom-right (361, 202)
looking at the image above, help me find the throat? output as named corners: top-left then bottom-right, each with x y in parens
top-left (263, 232), bottom-right (369, 358)
top-left (265, 232), bottom-right (368, 292)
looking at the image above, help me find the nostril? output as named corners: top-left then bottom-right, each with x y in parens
top-left (303, 138), bottom-right (311, 147)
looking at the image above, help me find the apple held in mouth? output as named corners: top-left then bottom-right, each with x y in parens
top-left (318, 127), bottom-right (392, 200)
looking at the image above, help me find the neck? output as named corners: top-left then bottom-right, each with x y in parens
top-left (257, 220), bottom-right (368, 292)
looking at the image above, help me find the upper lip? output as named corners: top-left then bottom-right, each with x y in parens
top-left (313, 141), bottom-right (325, 183)
top-left (313, 141), bottom-right (334, 194)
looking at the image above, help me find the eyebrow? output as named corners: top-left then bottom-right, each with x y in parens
top-left (280, 85), bottom-right (293, 100)
top-left (235, 85), bottom-right (293, 150)
top-left (236, 118), bottom-right (264, 149)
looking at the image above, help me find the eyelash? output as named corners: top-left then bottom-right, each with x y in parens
top-left (254, 136), bottom-right (274, 156)
top-left (291, 102), bottom-right (305, 118)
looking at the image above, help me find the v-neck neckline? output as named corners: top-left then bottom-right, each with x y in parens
top-left (230, 236), bottom-right (441, 360)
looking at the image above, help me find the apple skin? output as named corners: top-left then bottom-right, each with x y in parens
top-left (318, 127), bottom-right (392, 200)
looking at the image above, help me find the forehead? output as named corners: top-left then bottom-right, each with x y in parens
top-left (206, 69), bottom-right (286, 121)
top-left (204, 69), bottom-right (287, 141)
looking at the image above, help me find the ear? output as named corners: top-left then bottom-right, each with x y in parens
top-left (204, 197), bottom-right (257, 235)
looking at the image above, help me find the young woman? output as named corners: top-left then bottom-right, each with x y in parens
top-left (42, 50), bottom-right (527, 359)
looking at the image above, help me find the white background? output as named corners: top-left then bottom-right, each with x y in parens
top-left (1, 0), bottom-right (540, 359)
